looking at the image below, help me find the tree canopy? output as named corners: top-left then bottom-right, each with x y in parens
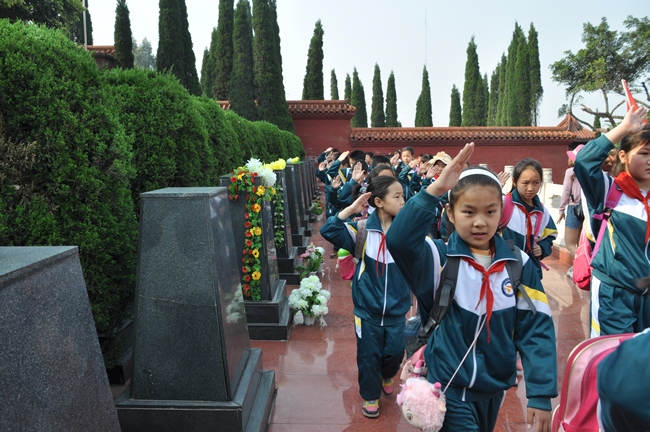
top-left (211, 0), bottom-right (234, 100)
top-left (134, 38), bottom-right (156, 70)
top-left (350, 68), bottom-right (368, 128)
top-left (330, 69), bottom-right (339, 100)
top-left (114, 0), bottom-right (134, 69)
top-left (449, 84), bottom-right (462, 127)
top-left (0, 0), bottom-right (84, 32)
top-left (302, 20), bottom-right (324, 100)
top-left (385, 71), bottom-right (399, 127)
top-left (415, 66), bottom-right (433, 127)
top-left (229, 0), bottom-right (257, 121)
top-left (461, 36), bottom-right (485, 126)
top-left (370, 63), bottom-right (385, 127)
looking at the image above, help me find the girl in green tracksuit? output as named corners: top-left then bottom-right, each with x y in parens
top-left (386, 143), bottom-right (557, 432)
top-left (574, 106), bottom-right (650, 337)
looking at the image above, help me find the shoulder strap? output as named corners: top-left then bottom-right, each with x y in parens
top-left (498, 194), bottom-right (514, 231)
top-left (505, 239), bottom-right (537, 315)
top-left (533, 206), bottom-right (545, 239)
top-left (421, 256), bottom-right (461, 336)
top-left (592, 182), bottom-right (623, 257)
top-left (352, 219), bottom-right (368, 264)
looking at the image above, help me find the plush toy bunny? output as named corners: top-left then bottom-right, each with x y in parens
top-left (396, 378), bottom-right (446, 432)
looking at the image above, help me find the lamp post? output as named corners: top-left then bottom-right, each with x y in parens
top-left (82, 0), bottom-right (87, 51)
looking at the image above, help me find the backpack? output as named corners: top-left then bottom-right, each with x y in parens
top-left (551, 333), bottom-right (634, 432)
top-left (572, 185), bottom-right (622, 290)
top-left (337, 218), bottom-right (368, 280)
top-left (415, 240), bottom-right (537, 350)
top-left (499, 194), bottom-right (545, 240)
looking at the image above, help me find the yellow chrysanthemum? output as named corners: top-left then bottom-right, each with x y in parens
top-left (252, 203), bottom-right (261, 213)
top-left (253, 227), bottom-right (262, 236)
top-left (252, 271), bottom-right (261, 281)
top-left (270, 187), bottom-right (276, 195)
top-left (237, 173), bottom-right (245, 180)
top-left (256, 186), bottom-right (266, 196)
top-left (252, 249), bottom-right (259, 258)
top-left (291, 157), bottom-right (300, 164)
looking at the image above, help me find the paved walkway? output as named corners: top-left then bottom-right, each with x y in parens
top-left (253, 217), bottom-right (590, 432)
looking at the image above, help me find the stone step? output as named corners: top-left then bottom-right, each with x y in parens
top-left (277, 247), bottom-right (299, 274)
top-left (247, 302), bottom-right (292, 341)
top-left (244, 370), bottom-right (276, 432)
top-left (244, 279), bottom-right (287, 324)
top-left (278, 272), bottom-right (301, 286)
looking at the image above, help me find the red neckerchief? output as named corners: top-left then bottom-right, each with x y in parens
top-left (511, 192), bottom-right (535, 255)
top-left (462, 244), bottom-right (506, 342)
top-left (376, 232), bottom-right (387, 277)
top-left (615, 171), bottom-right (650, 242)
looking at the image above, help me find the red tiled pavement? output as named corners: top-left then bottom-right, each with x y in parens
top-left (253, 215), bottom-right (589, 432)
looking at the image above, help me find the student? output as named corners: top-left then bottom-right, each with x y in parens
top-left (397, 147), bottom-right (416, 200)
top-left (557, 146), bottom-right (585, 278)
top-left (574, 106), bottom-right (650, 337)
top-left (372, 154), bottom-right (391, 168)
top-left (501, 158), bottom-right (557, 279)
top-left (320, 175), bottom-right (410, 419)
top-left (365, 152), bottom-right (374, 167)
top-left (331, 160), bottom-right (369, 210)
top-left (386, 143), bottom-right (557, 432)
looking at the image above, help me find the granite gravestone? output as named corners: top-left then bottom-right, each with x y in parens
top-left (218, 177), bottom-right (291, 340)
top-left (0, 247), bottom-right (120, 432)
top-left (115, 187), bottom-right (274, 432)
top-left (285, 164), bottom-right (310, 253)
top-left (273, 170), bottom-right (302, 285)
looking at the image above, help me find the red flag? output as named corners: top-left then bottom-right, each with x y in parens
top-left (622, 79), bottom-right (649, 124)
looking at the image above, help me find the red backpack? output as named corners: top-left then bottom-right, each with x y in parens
top-left (337, 218), bottom-right (368, 280)
top-left (572, 185), bottom-right (622, 290)
top-left (552, 333), bottom-right (634, 432)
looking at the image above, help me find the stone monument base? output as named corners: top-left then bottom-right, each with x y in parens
top-left (116, 349), bottom-right (274, 432)
top-left (244, 279), bottom-right (292, 340)
top-left (278, 246), bottom-right (302, 286)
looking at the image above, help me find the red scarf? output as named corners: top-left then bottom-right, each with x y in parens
top-left (514, 195), bottom-right (535, 255)
top-left (462, 249), bottom-right (506, 342)
top-left (615, 171), bottom-right (650, 243)
top-left (376, 232), bottom-right (387, 277)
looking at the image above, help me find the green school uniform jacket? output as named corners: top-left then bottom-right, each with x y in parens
top-left (386, 190), bottom-right (558, 410)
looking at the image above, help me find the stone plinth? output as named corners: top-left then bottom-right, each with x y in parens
top-left (285, 164), bottom-right (310, 253)
top-left (0, 246), bottom-right (120, 432)
top-left (273, 170), bottom-right (302, 286)
top-left (115, 187), bottom-right (274, 432)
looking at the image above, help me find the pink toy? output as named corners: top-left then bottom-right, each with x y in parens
top-left (396, 378), bottom-right (446, 432)
top-left (401, 345), bottom-right (428, 380)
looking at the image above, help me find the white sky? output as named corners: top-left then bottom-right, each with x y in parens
top-left (88, 0), bottom-right (647, 128)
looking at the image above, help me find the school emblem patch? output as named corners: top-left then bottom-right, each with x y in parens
top-left (501, 278), bottom-right (514, 297)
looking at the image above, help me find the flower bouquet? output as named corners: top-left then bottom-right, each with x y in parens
top-left (296, 243), bottom-right (325, 278)
top-left (311, 199), bottom-right (324, 221)
top-left (288, 275), bottom-right (330, 327)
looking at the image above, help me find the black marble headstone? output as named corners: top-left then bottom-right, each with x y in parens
top-left (272, 170), bottom-right (294, 258)
top-left (115, 187), bottom-right (274, 432)
top-left (286, 163), bottom-right (307, 225)
top-left (0, 247), bottom-right (120, 432)
top-left (298, 162), bottom-right (311, 215)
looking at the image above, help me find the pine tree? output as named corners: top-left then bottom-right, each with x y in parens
top-left (487, 65), bottom-right (500, 126)
top-left (344, 73), bottom-right (351, 101)
top-left (229, 0), bottom-right (257, 120)
top-left (68, 1), bottom-right (93, 45)
top-left (482, 73), bottom-right (489, 126)
top-left (114, 0), bottom-right (134, 69)
top-left (370, 63), bottom-right (385, 127)
top-left (414, 66), bottom-right (433, 127)
top-left (178, 0), bottom-right (201, 95)
top-left (385, 71), bottom-right (399, 127)
top-left (504, 23), bottom-right (525, 126)
top-left (330, 69), bottom-right (339, 100)
top-left (449, 84), bottom-right (462, 127)
top-left (511, 34), bottom-right (531, 126)
top-left (495, 54), bottom-right (507, 126)
top-left (461, 36), bottom-right (483, 126)
top-left (157, 0), bottom-right (185, 81)
top-left (528, 23), bottom-right (543, 126)
top-left (134, 37), bottom-right (156, 69)
top-left (269, 0), bottom-right (282, 71)
top-left (200, 48), bottom-right (209, 91)
top-left (252, 0), bottom-right (293, 132)
top-left (212, 0), bottom-right (234, 100)
top-left (203, 28), bottom-right (217, 97)
top-left (302, 19), bottom-right (324, 100)
top-left (351, 68), bottom-right (368, 128)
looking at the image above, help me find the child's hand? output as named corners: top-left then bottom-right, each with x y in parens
top-left (606, 106), bottom-right (649, 144)
top-left (418, 162), bottom-right (430, 176)
top-left (527, 407), bottom-right (551, 432)
top-left (390, 153), bottom-right (400, 166)
top-left (325, 147), bottom-right (333, 153)
top-left (426, 143), bottom-right (474, 196)
top-left (427, 165), bottom-right (442, 179)
top-left (338, 192), bottom-right (372, 220)
top-left (533, 244), bottom-right (542, 257)
top-left (332, 175), bottom-right (342, 190)
top-left (557, 213), bottom-right (565, 224)
top-left (338, 151), bottom-right (350, 162)
top-left (497, 171), bottom-right (510, 187)
top-left (351, 162), bottom-right (365, 183)
top-left (318, 161), bottom-right (327, 171)
top-left (409, 160), bottom-right (418, 169)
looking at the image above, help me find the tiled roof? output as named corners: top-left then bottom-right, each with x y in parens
top-left (556, 113), bottom-right (597, 142)
top-left (218, 100), bottom-right (356, 117)
top-left (85, 45), bottom-right (116, 56)
top-left (350, 127), bottom-right (576, 143)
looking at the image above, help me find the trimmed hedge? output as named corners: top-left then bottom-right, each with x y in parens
top-left (0, 20), bottom-right (305, 367)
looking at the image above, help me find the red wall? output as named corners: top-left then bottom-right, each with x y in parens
top-left (293, 116), bottom-right (352, 157)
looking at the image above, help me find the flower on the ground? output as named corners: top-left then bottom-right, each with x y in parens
top-left (252, 249), bottom-right (259, 258)
top-left (252, 271), bottom-right (261, 281)
top-left (289, 276), bottom-right (329, 320)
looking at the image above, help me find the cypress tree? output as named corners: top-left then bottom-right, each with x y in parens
top-left (495, 54), bottom-right (507, 126)
top-left (449, 84), bottom-right (462, 127)
top-left (252, 0), bottom-right (293, 132)
top-left (528, 23), bottom-right (543, 126)
top-left (330, 69), bottom-right (339, 100)
top-left (385, 71), bottom-right (399, 127)
top-left (178, 0), bottom-right (201, 95)
top-left (482, 73), bottom-right (489, 126)
top-left (69, 1), bottom-right (93, 45)
top-left (203, 29), bottom-right (217, 96)
top-left (212, 0), bottom-right (234, 100)
top-left (114, 0), bottom-right (134, 69)
top-left (370, 63), bottom-right (385, 127)
top-left (504, 23), bottom-right (524, 126)
top-left (511, 34), bottom-right (531, 126)
top-left (487, 65), bottom-right (500, 126)
top-left (269, 0), bottom-right (283, 72)
top-left (229, 0), bottom-right (257, 121)
top-left (344, 73), bottom-right (351, 101)
top-left (302, 19), bottom-right (325, 100)
top-left (414, 65), bottom-right (433, 127)
top-left (461, 36), bottom-right (484, 126)
top-left (200, 48), bottom-right (209, 92)
top-left (157, 0), bottom-right (185, 83)
top-left (351, 68), bottom-right (368, 128)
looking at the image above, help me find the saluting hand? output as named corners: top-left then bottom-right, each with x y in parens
top-left (426, 142), bottom-right (474, 197)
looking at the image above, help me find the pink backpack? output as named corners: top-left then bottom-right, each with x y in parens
top-left (552, 333), bottom-right (634, 432)
top-left (338, 219), bottom-right (368, 280)
top-left (499, 195), bottom-right (545, 268)
top-left (572, 185), bottom-right (622, 290)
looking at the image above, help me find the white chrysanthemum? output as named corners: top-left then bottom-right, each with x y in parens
top-left (260, 167), bottom-right (277, 187)
top-left (245, 158), bottom-right (263, 174)
top-left (320, 289), bottom-right (331, 300)
top-left (298, 287), bottom-right (312, 298)
top-left (305, 275), bottom-right (321, 287)
top-left (311, 304), bottom-right (322, 317)
top-left (320, 305), bottom-right (329, 316)
top-left (297, 299), bottom-right (308, 309)
top-left (316, 295), bottom-right (327, 305)
top-left (316, 246), bottom-right (325, 255)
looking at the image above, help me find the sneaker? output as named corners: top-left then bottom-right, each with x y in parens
top-left (362, 400), bottom-right (379, 418)
top-left (381, 378), bottom-right (394, 395)
top-left (566, 266), bottom-right (574, 278)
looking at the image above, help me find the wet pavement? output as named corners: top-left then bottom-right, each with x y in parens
top-left (254, 217), bottom-right (589, 432)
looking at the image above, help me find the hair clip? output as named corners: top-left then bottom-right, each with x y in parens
top-left (359, 186), bottom-right (367, 194)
